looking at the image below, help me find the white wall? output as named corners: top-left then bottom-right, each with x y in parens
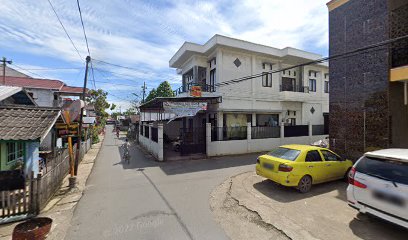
top-left (139, 124), bottom-right (163, 161)
top-left (26, 88), bottom-right (54, 107)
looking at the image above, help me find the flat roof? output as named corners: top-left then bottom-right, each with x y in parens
top-left (170, 34), bottom-right (327, 68)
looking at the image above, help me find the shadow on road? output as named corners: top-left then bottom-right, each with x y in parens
top-left (348, 213), bottom-right (408, 240)
top-left (253, 179), bottom-right (347, 203)
top-left (113, 140), bottom-right (257, 175)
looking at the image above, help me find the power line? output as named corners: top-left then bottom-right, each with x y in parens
top-left (11, 64), bottom-right (49, 79)
top-left (13, 67), bottom-right (82, 71)
top-left (92, 59), bottom-right (151, 74)
top-left (47, 0), bottom-right (83, 60)
top-left (93, 67), bottom-right (147, 82)
top-left (90, 60), bottom-right (96, 89)
top-left (76, 0), bottom-right (91, 57)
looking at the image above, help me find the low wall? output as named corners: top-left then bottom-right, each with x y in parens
top-left (138, 123), bottom-right (163, 161)
top-left (208, 135), bottom-right (328, 157)
top-left (206, 122), bottom-right (328, 157)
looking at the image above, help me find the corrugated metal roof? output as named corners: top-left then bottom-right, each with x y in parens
top-left (0, 86), bottom-right (23, 101)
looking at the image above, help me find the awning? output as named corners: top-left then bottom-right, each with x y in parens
top-left (139, 96), bottom-right (222, 111)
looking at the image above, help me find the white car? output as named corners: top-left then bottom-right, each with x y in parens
top-left (347, 149), bottom-right (408, 229)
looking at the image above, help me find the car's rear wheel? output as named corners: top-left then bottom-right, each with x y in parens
top-left (344, 168), bottom-right (351, 182)
top-left (297, 175), bottom-right (312, 193)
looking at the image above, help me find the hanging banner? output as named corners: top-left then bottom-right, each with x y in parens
top-left (163, 102), bottom-right (207, 121)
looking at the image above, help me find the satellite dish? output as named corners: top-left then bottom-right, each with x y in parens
top-left (62, 99), bottom-right (85, 124)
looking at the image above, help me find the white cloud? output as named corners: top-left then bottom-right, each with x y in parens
top-left (0, 0), bottom-right (329, 110)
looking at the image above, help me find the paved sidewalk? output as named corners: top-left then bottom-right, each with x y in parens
top-left (210, 172), bottom-right (408, 240)
top-left (0, 135), bottom-right (104, 240)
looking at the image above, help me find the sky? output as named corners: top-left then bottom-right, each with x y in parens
top-left (0, 0), bottom-right (329, 112)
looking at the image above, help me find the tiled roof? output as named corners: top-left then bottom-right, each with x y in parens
top-left (4, 76), bottom-right (64, 90)
top-left (60, 85), bottom-right (85, 93)
top-left (3, 76), bottom-right (86, 94)
top-left (0, 106), bottom-right (60, 141)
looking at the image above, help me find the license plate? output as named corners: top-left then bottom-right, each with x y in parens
top-left (372, 191), bottom-right (405, 207)
top-left (263, 163), bottom-right (274, 170)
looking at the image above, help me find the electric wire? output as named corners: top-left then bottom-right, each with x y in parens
top-left (47, 0), bottom-right (83, 60)
top-left (76, 0), bottom-right (91, 57)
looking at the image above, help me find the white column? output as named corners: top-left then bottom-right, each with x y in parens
top-left (252, 113), bottom-right (256, 127)
top-left (308, 121), bottom-right (313, 143)
top-left (280, 123), bottom-right (285, 144)
top-left (217, 112), bottom-right (223, 140)
top-left (148, 123), bottom-right (153, 152)
top-left (247, 122), bottom-right (251, 153)
top-left (206, 123), bottom-right (212, 157)
top-left (157, 123), bottom-right (164, 161)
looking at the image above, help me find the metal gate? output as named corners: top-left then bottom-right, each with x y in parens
top-left (179, 127), bottom-right (206, 156)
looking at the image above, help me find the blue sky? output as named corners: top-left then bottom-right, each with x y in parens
top-left (0, 0), bottom-right (329, 111)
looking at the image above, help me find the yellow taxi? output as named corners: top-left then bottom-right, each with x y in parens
top-left (256, 144), bottom-right (353, 193)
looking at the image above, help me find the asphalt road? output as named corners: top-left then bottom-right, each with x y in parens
top-left (65, 125), bottom-right (256, 240)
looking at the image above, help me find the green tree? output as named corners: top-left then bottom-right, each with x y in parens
top-left (156, 81), bottom-right (174, 98)
top-left (145, 88), bottom-right (157, 102)
top-left (86, 89), bottom-right (111, 143)
top-left (110, 103), bottom-right (116, 111)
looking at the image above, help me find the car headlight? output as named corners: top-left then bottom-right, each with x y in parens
top-left (256, 157), bottom-right (260, 164)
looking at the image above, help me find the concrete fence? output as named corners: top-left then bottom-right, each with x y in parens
top-left (139, 123), bottom-right (163, 161)
top-left (206, 123), bottom-right (328, 157)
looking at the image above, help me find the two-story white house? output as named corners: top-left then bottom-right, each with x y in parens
top-left (139, 35), bottom-right (329, 160)
top-left (170, 34), bottom-right (329, 128)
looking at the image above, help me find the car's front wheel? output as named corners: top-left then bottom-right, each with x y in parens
top-left (297, 175), bottom-right (312, 193)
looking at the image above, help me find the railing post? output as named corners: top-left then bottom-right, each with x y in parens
top-left (36, 173), bottom-right (42, 214)
top-left (247, 122), bottom-right (251, 153)
top-left (157, 123), bottom-right (164, 161)
top-left (206, 123), bottom-right (211, 156)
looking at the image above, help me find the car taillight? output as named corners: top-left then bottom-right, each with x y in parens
top-left (348, 167), bottom-right (367, 189)
top-left (278, 164), bottom-right (293, 172)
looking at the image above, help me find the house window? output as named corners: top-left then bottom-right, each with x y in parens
top-left (262, 63), bottom-right (272, 87)
top-left (294, 71), bottom-right (296, 76)
top-left (262, 73), bottom-right (272, 87)
top-left (324, 81), bottom-right (329, 93)
top-left (7, 142), bottom-right (24, 164)
top-left (309, 79), bottom-right (316, 92)
top-left (209, 58), bottom-right (216, 68)
top-left (210, 69), bottom-right (216, 88)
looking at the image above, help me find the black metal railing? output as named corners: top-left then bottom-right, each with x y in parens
top-left (284, 125), bottom-right (309, 137)
top-left (144, 126), bottom-right (149, 138)
top-left (174, 82), bottom-right (216, 96)
top-left (151, 127), bottom-right (158, 142)
top-left (312, 125), bottom-right (328, 135)
top-left (211, 126), bottom-right (247, 141)
top-left (251, 126), bottom-right (280, 139)
top-left (280, 85), bottom-right (309, 93)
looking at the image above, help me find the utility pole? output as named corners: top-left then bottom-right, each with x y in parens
top-left (1, 57), bottom-right (12, 85)
top-left (74, 56), bottom-right (91, 176)
top-left (142, 81), bottom-right (146, 103)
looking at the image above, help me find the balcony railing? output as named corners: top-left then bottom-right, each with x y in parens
top-left (173, 82), bottom-right (216, 96)
top-left (280, 85), bottom-right (309, 93)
